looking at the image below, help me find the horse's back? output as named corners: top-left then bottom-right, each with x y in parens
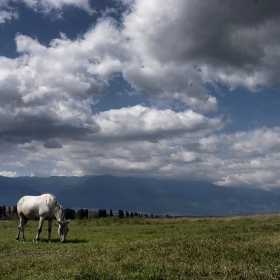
top-left (17, 194), bottom-right (56, 220)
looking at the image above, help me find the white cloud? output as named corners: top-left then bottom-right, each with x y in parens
top-left (0, 171), bottom-right (18, 177)
top-left (230, 128), bottom-right (280, 157)
top-left (0, 12), bottom-right (223, 147)
top-left (0, 9), bottom-right (18, 24)
top-left (1, 123), bottom-right (279, 189)
top-left (3, 0), bottom-right (280, 99)
top-left (122, 0), bottom-right (280, 92)
top-left (92, 105), bottom-right (223, 142)
top-left (1, 0), bottom-right (280, 190)
top-left (121, 1), bottom-right (218, 110)
top-left (22, 0), bottom-right (95, 15)
top-left (0, 1), bottom-right (18, 24)
top-left (43, 126), bottom-right (280, 189)
top-left (5, 161), bottom-right (25, 167)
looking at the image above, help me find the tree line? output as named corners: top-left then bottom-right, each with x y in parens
top-left (0, 206), bottom-right (16, 219)
top-left (0, 205), bottom-right (155, 220)
top-left (65, 208), bottom-right (155, 220)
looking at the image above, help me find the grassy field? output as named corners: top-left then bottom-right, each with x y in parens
top-left (1, 215), bottom-right (280, 279)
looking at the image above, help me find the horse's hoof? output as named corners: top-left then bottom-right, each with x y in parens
top-left (33, 236), bottom-right (40, 243)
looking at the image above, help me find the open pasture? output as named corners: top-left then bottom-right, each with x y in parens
top-left (1, 215), bottom-right (280, 279)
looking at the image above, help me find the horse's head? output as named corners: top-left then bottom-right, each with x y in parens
top-left (57, 219), bottom-right (70, 243)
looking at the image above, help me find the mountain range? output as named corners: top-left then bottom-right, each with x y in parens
top-left (0, 175), bottom-right (280, 216)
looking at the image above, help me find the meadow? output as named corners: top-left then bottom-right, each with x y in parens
top-left (1, 215), bottom-right (280, 279)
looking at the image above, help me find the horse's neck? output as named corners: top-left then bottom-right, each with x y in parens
top-left (54, 203), bottom-right (64, 222)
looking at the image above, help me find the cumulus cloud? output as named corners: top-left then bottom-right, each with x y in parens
top-left (22, 0), bottom-right (95, 15)
top-left (0, 171), bottom-right (18, 177)
top-left (0, 28), bottom-right (116, 144)
top-left (0, 1), bottom-right (18, 24)
top-left (122, 0), bottom-right (280, 92)
top-left (44, 139), bottom-right (63, 149)
top-left (5, 0), bottom-right (279, 110)
top-left (0, 13), bottom-right (221, 146)
top-left (2, 0), bottom-right (280, 104)
top-left (200, 127), bottom-right (280, 188)
top-left (1, 0), bottom-right (280, 189)
top-left (20, 126), bottom-right (280, 189)
top-left (0, 18), bottom-right (125, 147)
top-left (0, 9), bottom-right (18, 24)
top-left (121, 1), bottom-right (217, 110)
top-left (1, 107), bottom-right (280, 188)
top-left (92, 105), bottom-right (223, 142)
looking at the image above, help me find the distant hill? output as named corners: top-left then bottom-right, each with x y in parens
top-left (0, 176), bottom-right (40, 205)
top-left (1, 175), bottom-right (280, 216)
top-left (55, 175), bottom-right (280, 216)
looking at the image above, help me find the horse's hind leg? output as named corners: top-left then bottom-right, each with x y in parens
top-left (16, 215), bottom-right (28, 242)
top-left (22, 217), bottom-right (28, 242)
top-left (15, 217), bottom-right (21, 241)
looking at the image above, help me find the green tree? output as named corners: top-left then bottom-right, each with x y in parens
top-left (98, 209), bottom-right (107, 218)
top-left (76, 209), bottom-right (87, 220)
top-left (118, 210), bottom-right (124, 219)
top-left (64, 208), bottom-right (76, 219)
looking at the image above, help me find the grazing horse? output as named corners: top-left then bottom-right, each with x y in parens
top-left (15, 193), bottom-right (70, 243)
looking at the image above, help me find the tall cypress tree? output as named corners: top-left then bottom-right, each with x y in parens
top-left (118, 210), bottom-right (124, 219)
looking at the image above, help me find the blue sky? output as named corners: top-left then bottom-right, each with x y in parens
top-left (1, 0), bottom-right (280, 189)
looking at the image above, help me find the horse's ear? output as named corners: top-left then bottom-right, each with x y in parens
top-left (57, 220), bottom-right (62, 225)
top-left (67, 219), bottom-right (70, 224)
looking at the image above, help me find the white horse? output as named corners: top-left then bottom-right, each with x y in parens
top-left (15, 193), bottom-right (70, 243)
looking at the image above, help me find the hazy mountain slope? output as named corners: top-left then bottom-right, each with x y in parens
top-left (55, 175), bottom-right (280, 216)
top-left (0, 176), bottom-right (40, 205)
top-left (4, 176), bottom-right (91, 194)
top-left (1, 175), bottom-right (280, 216)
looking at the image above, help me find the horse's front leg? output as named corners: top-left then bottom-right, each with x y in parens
top-left (47, 219), bottom-right (53, 243)
top-left (34, 217), bottom-right (45, 243)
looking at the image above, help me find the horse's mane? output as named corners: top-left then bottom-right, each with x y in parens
top-left (48, 193), bottom-right (56, 199)
top-left (47, 193), bottom-right (65, 221)
top-left (47, 193), bottom-right (58, 209)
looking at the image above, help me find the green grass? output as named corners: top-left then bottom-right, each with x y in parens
top-left (1, 215), bottom-right (280, 279)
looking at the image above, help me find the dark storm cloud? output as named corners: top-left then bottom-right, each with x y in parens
top-left (123, 0), bottom-right (280, 92)
top-left (0, 113), bottom-right (99, 144)
top-left (147, 0), bottom-right (280, 67)
top-left (43, 139), bottom-right (63, 149)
